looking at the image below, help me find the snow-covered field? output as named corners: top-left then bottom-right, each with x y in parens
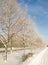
top-left (0, 48), bottom-right (33, 65)
top-left (0, 51), bottom-right (22, 65)
top-left (0, 47), bottom-right (47, 65)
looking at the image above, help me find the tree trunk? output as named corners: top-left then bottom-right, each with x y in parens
top-left (5, 46), bottom-right (7, 61)
top-left (10, 42), bottom-right (12, 53)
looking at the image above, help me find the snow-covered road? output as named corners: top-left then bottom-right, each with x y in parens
top-left (22, 47), bottom-right (48, 65)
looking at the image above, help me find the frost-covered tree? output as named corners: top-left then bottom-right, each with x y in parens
top-left (0, 0), bottom-right (27, 61)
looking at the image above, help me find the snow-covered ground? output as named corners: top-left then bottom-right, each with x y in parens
top-left (0, 47), bottom-right (47, 65)
top-left (0, 51), bottom-right (22, 65)
top-left (22, 47), bottom-right (48, 65)
top-left (0, 48), bottom-right (33, 65)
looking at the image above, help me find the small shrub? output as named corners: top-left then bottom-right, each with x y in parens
top-left (22, 53), bottom-right (33, 62)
